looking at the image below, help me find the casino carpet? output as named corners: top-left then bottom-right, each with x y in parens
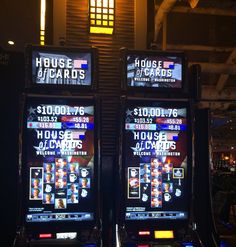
top-left (217, 213), bottom-right (236, 247)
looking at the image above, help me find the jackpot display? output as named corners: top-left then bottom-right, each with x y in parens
top-left (125, 51), bottom-right (184, 89)
top-left (123, 100), bottom-right (190, 221)
top-left (29, 47), bottom-right (93, 86)
top-left (22, 95), bottom-right (96, 223)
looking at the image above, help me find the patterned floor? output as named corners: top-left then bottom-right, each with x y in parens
top-left (217, 212), bottom-right (236, 247)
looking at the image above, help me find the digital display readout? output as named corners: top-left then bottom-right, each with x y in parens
top-left (126, 52), bottom-right (184, 89)
top-left (23, 96), bottom-right (96, 223)
top-left (123, 100), bottom-right (190, 221)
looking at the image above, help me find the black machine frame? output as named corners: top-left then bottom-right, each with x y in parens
top-left (117, 96), bottom-right (194, 241)
top-left (19, 93), bottom-right (101, 237)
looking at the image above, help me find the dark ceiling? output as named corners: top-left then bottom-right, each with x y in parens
top-left (0, 0), bottom-right (39, 52)
top-left (153, 0), bottom-right (236, 96)
top-left (153, 0), bottom-right (236, 152)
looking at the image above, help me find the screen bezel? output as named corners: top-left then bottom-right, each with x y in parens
top-left (118, 97), bottom-right (193, 228)
top-left (25, 45), bottom-right (98, 91)
top-left (20, 94), bottom-right (100, 232)
top-left (121, 48), bottom-right (188, 95)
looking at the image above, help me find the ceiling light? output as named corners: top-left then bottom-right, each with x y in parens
top-left (8, 40), bottom-right (15, 45)
top-left (89, 0), bottom-right (115, 34)
top-left (188, 0), bottom-right (199, 9)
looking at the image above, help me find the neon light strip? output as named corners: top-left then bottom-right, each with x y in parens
top-left (40, 0), bottom-right (46, 45)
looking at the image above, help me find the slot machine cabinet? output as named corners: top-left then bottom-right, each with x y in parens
top-left (0, 49), bottom-right (25, 247)
top-left (115, 49), bottom-right (204, 247)
top-left (117, 97), bottom-right (200, 247)
top-left (193, 108), bottom-right (220, 247)
top-left (15, 45), bottom-right (101, 247)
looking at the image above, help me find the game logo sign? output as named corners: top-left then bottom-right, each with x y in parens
top-left (25, 45), bottom-right (97, 89)
top-left (123, 99), bottom-right (191, 221)
top-left (22, 95), bottom-right (97, 224)
top-left (123, 50), bottom-right (186, 91)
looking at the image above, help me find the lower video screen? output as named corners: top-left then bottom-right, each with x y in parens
top-left (123, 100), bottom-right (190, 221)
top-left (23, 95), bottom-right (96, 223)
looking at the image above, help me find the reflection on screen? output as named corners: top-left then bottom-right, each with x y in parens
top-left (126, 53), bottom-right (183, 89)
top-left (24, 96), bottom-right (95, 223)
top-left (31, 50), bottom-right (92, 85)
top-left (124, 101), bottom-right (189, 221)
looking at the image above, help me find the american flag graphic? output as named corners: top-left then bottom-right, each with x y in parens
top-left (163, 61), bottom-right (175, 69)
top-left (72, 131), bottom-right (85, 140)
top-left (74, 59), bottom-right (88, 69)
top-left (166, 132), bottom-right (179, 141)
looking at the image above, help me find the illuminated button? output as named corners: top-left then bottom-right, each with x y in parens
top-left (125, 244), bottom-right (136, 247)
top-left (56, 232), bottom-right (77, 240)
top-left (154, 230), bottom-right (174, 239)
top-left (39, 233), bottom-right (52, 239)
top-left (138, 231), bottom-right (150, 236)
top-left (182, 243), bottom-right (194, 247)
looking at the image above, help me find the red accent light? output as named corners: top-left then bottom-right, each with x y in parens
top-left (39, 233), bottom-right (52, 239)
top-left (137, 245), bottom-right (149, 247)
top-left (138, 231), bottom-right (151, 236)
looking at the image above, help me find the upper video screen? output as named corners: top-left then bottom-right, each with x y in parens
top-left (126, 52), bottom-right (184, 89)
top-left (123, 100), bottom-right (190, 221)
top-left (30, 48), bottom-right (93, 86)
top-left (23, 95), bottom-right (96, 223)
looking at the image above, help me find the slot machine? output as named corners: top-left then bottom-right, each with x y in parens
top-left (116, 49), bottom-right (203, 247)
top-left (15, 45), bottom-right (101, 247)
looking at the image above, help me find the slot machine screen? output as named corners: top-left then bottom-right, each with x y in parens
top-left (123, 99), bottom-right (191, 221)
top-left (22, 95), bottom-right (97, 224)
top-left (26, 45), bottom-right (96, 89)
top-left (124, 50), bottom-right (186, 92)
